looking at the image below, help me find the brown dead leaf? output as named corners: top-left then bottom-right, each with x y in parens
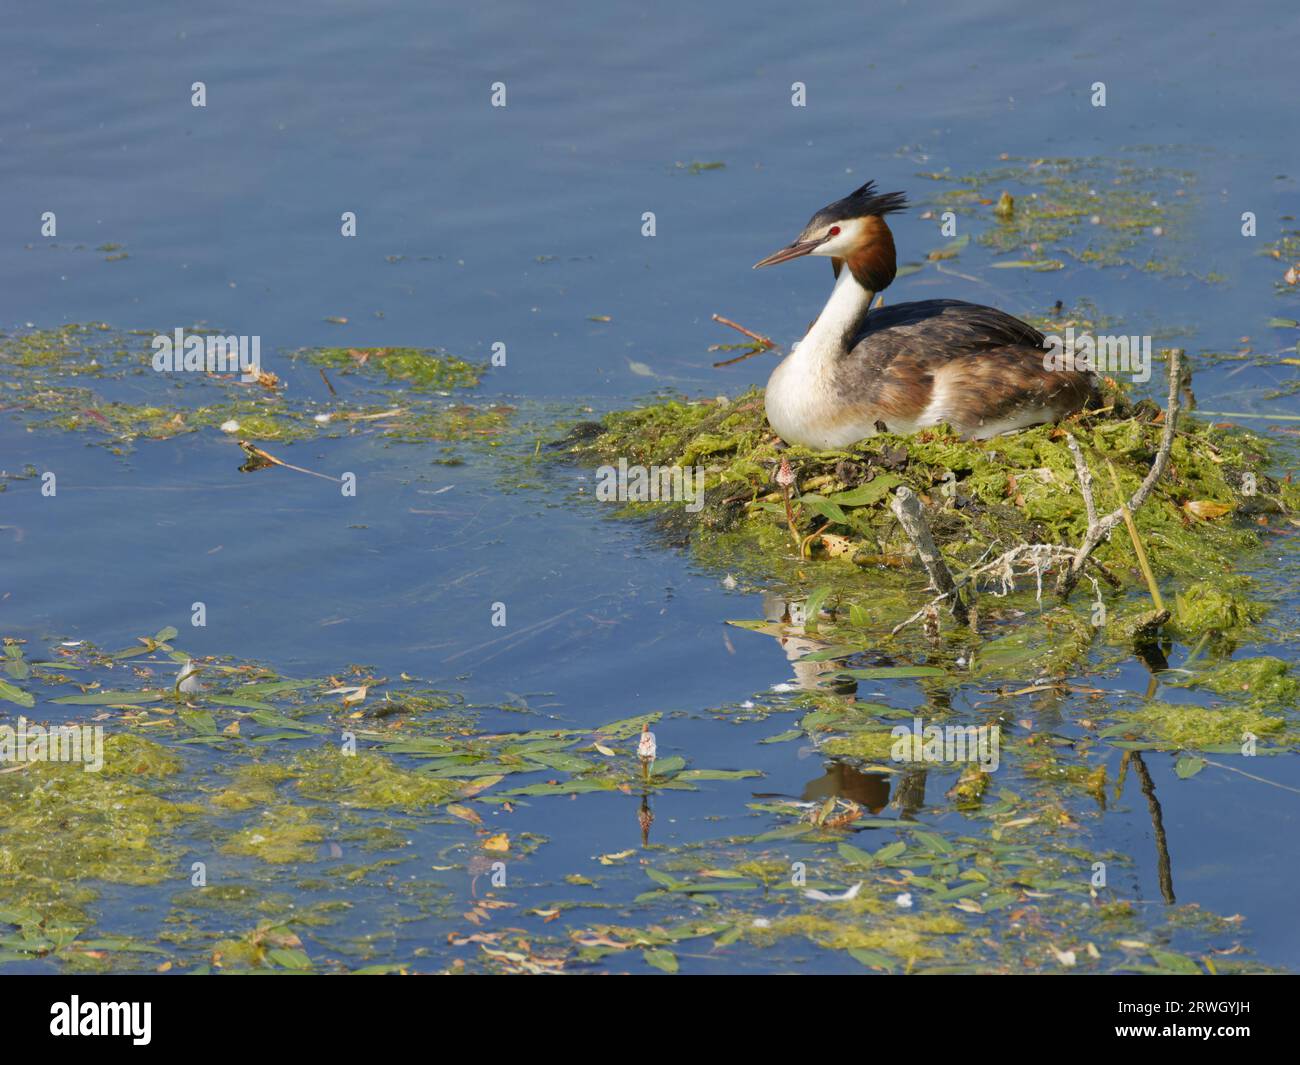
top-left (446, 803), bottom-right (483, 826)
top-left (1182, 499), bottom-right (1233, 521)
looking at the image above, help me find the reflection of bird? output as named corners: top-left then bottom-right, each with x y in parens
top-left (755, 182), bottom-right (1097, 447)
top-left (761, 592), bottom-right (857, 694)
top-left (801, 762), bottom-right (890, 813)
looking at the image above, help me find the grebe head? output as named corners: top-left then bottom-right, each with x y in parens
top-left (753, 180), bottom-right (908, 292)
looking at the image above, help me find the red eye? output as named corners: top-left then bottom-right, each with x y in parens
top-left (828, 226), bottom-right (841, 236)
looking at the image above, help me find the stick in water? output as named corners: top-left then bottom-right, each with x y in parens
top-left (711, 314), bottom-right (780, 367)
top-left (891, 486), bottom-right (969, 625)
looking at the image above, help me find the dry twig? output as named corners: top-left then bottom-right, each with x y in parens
top-left (891, 486), bottom-right (969, 625)
top-left (711, 314), bottom-right (780, 367)
top-left (1056, 348), bottom-right (1182, 599)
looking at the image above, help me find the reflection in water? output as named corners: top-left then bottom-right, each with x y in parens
top-left (638, 793), bottom-right (654, 847)
top-left (1129, 751), bottom-right (1176, 904)
top-left (890, 768), bottom-right (929, 820)
top-left (802, 762), bottom-right (890, 812)
top-left (762, 592), bottom-right (857, 694)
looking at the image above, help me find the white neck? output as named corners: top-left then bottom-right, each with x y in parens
top-left (791, 268), bottom-right (874, 367)
top-left (763, 267), bottom-right (877, 449)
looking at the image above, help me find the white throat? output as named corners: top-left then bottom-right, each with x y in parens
top-left (791, 267), bottom-right (874, 369)
top-left (763, 269), bottom-right (875, 449)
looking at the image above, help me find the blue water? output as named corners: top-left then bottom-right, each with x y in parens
top-left (1, 0), bottom-right (1298, 973)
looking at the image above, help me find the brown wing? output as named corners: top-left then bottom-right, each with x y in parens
top-left (838, 300), bottom-right (1097, 436)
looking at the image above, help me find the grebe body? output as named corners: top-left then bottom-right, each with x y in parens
top-left (755, 182), bottom-right (1097, 446)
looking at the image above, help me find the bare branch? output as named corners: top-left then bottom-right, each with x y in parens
top-left (1057, 349), bottom-right (1182, 599)
top-left (891, 486), bottom-right (968, 625)
top-left (1065, 433), bottom-right (1097, 527)
top-left (711, 314), bottom-right (780, 367)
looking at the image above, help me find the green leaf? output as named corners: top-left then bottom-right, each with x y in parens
top-left (753, 824), bottom-right (814, 844)
top-left (205, 695), bottom-right (276, 711)
top-left (838, 842), bottom-right (875, 868)
top-left (798, 644), bottom-right (864, 662)
top-left (593, 713), bottom-right (660, 740)
top-left (4, 646), bottom-right (29, 681)
top-left (675, 768), bottom-right (761, 781)
top-left (913, 831), bottom-right (954, 854)
top-left (52, 690), bottom-right (165, 705)
top-left (0, 680), bottom-right (34, 708)
top-left (645, 867), bottom-right (680, 889)
top-left (643, 948), bottom-right (679, 973)
top-left (666, 880), bottom-right (758, 893)
top-left (848, 948), bottom-right (896, 971)
top-left (796, 494), bottom-right (849, 525)
top-left (266, 947), bottom-right (313, 970)
top-left (249, 709), bottom-right (329, 733)
top-left (1267, 317), bottom-right (1299, 328)
top-left (874, 841), bottom-right (907, 863)
top-left (650, 755), bottom-right (686, 777)
top-left (990, 259), bottom-right (1065, 271)
top-left (231, 679), bottom-right (317, 698)
top-left (927, 235), bottom-right (969, 260)
top-left (497, 779), bottom-right (618, 798)
top-left (1174, 754), bottom-right (1207, 779)
top-left (178, 708), bottom-right (217, 735)
top-left (802, 584), bottom-right (832, 634)
top-left (1148, 949), bottom-right (1201, 975)
top-left (836, 666), bottom-right (946, 680)
top-left (826, 475), bottom-right (901, 508)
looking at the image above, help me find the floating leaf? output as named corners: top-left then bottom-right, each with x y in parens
top-left (0, 680), bottom-right (34, 708)
top-left (849, 948), bottom-right (896, 971)
top-left (4, 646), bottom-right (29, 681)
top-left (266, 947), bottom-right (312, 970)
top-left (52, 690), bottom-right (165, 705)
top-left (1148, 948), bottom-right (1201, 974)
top-left (249, 709), bottom-right (329, 733)
top-left (643, 948), bottom-right (679, 973)
top-left (675, 768), bottom-right (761, 781)
top-left (650, 755), bottom-right (686, 777)
top-left (836, 666), bottom-right (946, 680)
top-left (990, 259), bottom-right (1065, 270)
top-left (178, 708), bottom-right (217, 735)
top-left (802, 584), bottom-right (832, 635)
top-left (927, 235), bottom-right (969, 260)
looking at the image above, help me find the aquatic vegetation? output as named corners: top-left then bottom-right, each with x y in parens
top-left (0, 326), bottom-right (509, 453)
top-left (222, 807), bottom-right (327, 864)
top-left (298, 346), bottom-right (484, 392)
top-left (1264, 229), bottom-right (1300, 295)
top-left (1103, 702), bottom-right (1287, 752)
top-left (919, 155), bottom-right (1196, 276)
top-left (561, 385), bottom-right (1296, 617)
top-left (1187, 656), bottom-right (1297, 706)
top-left (290, 749), bottom-right (463, 809)
top-left (0, 599), bottom-right (1286, 975)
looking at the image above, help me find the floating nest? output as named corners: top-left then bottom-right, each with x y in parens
top-left (558, 379), bottom-right (1297, 605)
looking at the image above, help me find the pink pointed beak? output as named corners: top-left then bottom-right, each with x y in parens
top-left (753, 237), bottom-right (824, 269)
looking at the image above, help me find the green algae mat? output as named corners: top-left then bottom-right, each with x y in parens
top-left (3, 622), bottom-right (1294, 974)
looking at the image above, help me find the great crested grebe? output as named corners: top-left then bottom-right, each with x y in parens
top-left (754, 181), bottom-right (1098, 448)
